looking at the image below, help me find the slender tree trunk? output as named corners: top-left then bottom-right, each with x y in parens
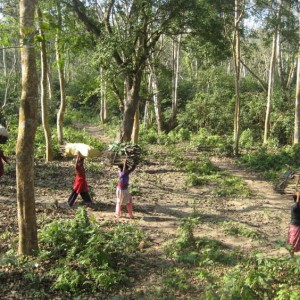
top-left (55, 4), bottom-right (66, 146)
top-left (99, 67), bottom-right (108, 124)
top-left (47, 63), bottom-right (54, 107)
top-left (17, 0), bottom-right (38, 256)
top-left (277, 32), bottom-right (285, 93)
top-left (131, 107), bottom-right (139, 144)
top-left (287, 61), bottom-right (296, 91)
top-left (233, 0), bottom-right (242, 156)
top-left (3, 47), bottom-right (7, 77)
top-left (2, 48), bottom-right (17, 108)
top-left (294, 4), bottom-right (300, 144)
top-left (143, 99), bottom-right (151, 129)
top-left (264, 32), bottom-right (277, 144)
top-left (149, 65), bottom-right (163, 133)
top-left (171, 35), bottom-right (181, 129)
top-left (38, 7), bottom-right (54, 162)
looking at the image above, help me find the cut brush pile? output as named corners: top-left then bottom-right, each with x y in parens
top-left (107, 142), bottom-right (142, 167)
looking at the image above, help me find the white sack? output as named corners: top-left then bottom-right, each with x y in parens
top-left (64, 143), bottom-right (101, 158)
top-left (0, 125), bottom-right (9, 137)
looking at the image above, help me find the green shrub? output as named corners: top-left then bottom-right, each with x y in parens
top-left (207, 256), bottom-right (300, 299)
top-left (239, 128), bottom-right (255, 150)
top-left (38, 207), bottom-right (144, 294)
top-left (221, 221), bottom-right (264, 240)
top-left (212, 175), bottom-right (252, 198)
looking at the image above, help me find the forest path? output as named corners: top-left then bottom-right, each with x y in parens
top-left (0, 124), bottom-right (291, 259)
top-left (81, 124), bottom-right (291, 257)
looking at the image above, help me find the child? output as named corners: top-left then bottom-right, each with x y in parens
top-left (0, 148), bottom-right (10, 178)
top-left (287, 191), bottom-right (300, 257)
top-left (68, 152), bottom-right (93, 207)
top-left (115, 159), bottom-right (136, 218)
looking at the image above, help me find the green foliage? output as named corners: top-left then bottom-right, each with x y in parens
top-left (164, 217), bottom-right (199, 263)
top-left (161, 268), bottom-right (191, 292)
top-left (139, 127), bottom-right (158, 144)
top-left (207, 256), bottom-right (300, 299)
top-left (221, 221), bottom-right (265, 241)
top-left (185, 155), bottom-right (218, 186)
top-left (238, 144), bottom-right (300, 182)
top-left (64, 109), bottom-right (100, 126)
top-left (37, 207), bottom-right (144, 294)
top-left (239, 128), bottom-right (255, 150)
top-left (190, 128), bottom-right (233, 155)
top-left (34, 126), bottom-right (60, 159)
top-left (177, 68), bottom-right (235, 134)
top-left (186, 155), bottom-right (218, 175)
top-left (212, 175), bottom-right (253, 198)
top-left (64, 126), bottom-right (106, 152)
top-left (0, 123), bottom-right (18, 156)
top-left (139, 126), bottom-right (190, 146)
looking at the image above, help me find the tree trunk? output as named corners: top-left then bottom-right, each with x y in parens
top-left (56, 3), bottom-right (66, 146)
top-left (38, 7), bottom-right (54, 162)
top-left (17, 0), bottom-right (38, 256)
top-left (294, 5), bottom-right (300, 144)
top-left (264, 32), bottom-right (277, 144)
top-left (2, 48), bottom-right (17, 108)
top-left (99, 67), bottom-right (108, 124)
top-left (143, 99), bottom-right (152, 129)
top-left (47, 62), bottom-right (54, 108)
top-left (233, 0), bottom-right (242, 156)
top-left (119, 71), bottom-right (142, 142)
top-left (170, 35), bottom-right (181, 129)
top-left (149, 64), bottom-right (163, 133)
top-left (131, 107), bottom-right (139, 144)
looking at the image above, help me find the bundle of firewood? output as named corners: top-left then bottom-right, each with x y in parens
top-left (0, 125), bottom-right (9, 144)
top-left (107, 142), bottom-right (142, 167)
top-left (274, 170), bottom-right (300, 195)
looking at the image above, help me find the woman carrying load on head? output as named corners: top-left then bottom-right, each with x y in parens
top-left (115, 158), bottom-right (136, 219)
top-left (67, 152), bottom-right (93, 207)
top-left (287, 191), bottom-right (300, 257)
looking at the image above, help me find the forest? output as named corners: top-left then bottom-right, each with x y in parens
top-left (1, 0), bottom-right (300, 299)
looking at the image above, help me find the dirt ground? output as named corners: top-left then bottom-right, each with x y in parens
top-left (0, 124), bottom-right (294, 297)
top-left (0, 125), bottom-right (292, 253)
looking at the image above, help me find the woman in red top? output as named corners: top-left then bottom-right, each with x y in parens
top-left (68, 153), bottom-right (93, 207)
top-left (0, 148), bottom-right (9, 178)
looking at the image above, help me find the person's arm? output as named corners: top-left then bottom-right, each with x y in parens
top-left (128, 163), bottom-right (136, 174)
top-left (1, 152), bottom-right (9, 164)
top-left (75, 152), bottom-right (83, 168)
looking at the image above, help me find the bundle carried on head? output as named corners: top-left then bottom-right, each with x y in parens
top-left (107, 142), bottom-right (142, 167)
top-left (274, 170), bottom-right (300, 195)
top-left (0, 125), bottom-right (9, 144)
top-left (60, 143), bottom-right (101, 158)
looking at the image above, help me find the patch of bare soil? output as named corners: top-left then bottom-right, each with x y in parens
top-left (0, 124), bottom-right (293, 298)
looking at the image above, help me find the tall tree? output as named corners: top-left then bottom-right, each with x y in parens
top-left (263, 30), bottom-right (278, 143)
top-left (233, 0), bottom-right (243, 155)
top-left (170, 34), bottom-right (181, 130)
top-left (99, 67), bottom-right (108, 124)
top-left (56, 1), bottom-right (67, 145)
top-left (17, 0), bottom-right (39, 255)
top-left (37, 7), bottom-right (54, 162)
top-left (70, 0), bottom-right (227, 141)
top-left (294, 0), bottom-right (300, 144)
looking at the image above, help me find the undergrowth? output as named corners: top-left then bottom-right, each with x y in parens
top-left (0, 208), bottom-right (144, 298)
top-left (238, 144), bottom-right (300, 183)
